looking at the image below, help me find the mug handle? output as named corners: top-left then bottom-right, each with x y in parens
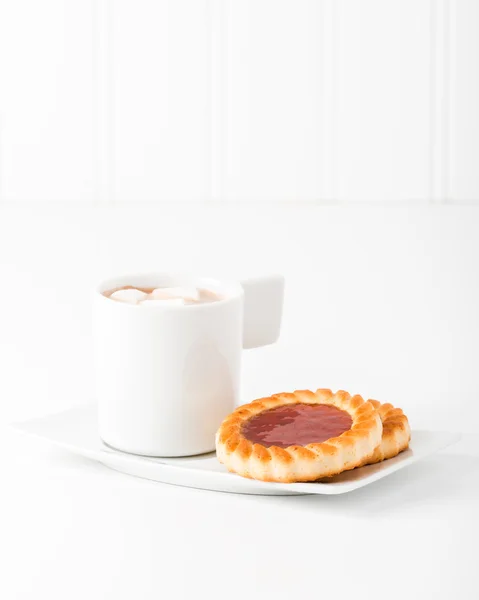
top-left (240, 275), bottom-right (285, 349)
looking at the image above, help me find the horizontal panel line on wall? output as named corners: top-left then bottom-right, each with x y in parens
top-left (3, 198), bottom-right (469, 208)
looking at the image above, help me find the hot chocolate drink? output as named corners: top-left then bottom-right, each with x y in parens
top-left (103, 285), bottom-right (222, 306)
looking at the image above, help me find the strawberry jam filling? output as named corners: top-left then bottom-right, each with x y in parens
top-left (242, 404), bottom-right (352, 448)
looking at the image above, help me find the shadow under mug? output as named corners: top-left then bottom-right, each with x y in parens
top-left (93, 273), bottom-right (284, 457)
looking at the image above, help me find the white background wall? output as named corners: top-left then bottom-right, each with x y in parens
top-left (0, 0), bottom-right (478, 204)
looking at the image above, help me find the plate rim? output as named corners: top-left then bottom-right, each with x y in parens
top-left (11, 405), bottom-right (463, 496)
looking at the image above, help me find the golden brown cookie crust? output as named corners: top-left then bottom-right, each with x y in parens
top-left (216, 389), bottom-right (383, 483)
top-left (361, 399), bottom-right (411, 465)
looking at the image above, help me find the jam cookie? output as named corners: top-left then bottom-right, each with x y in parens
top-left (216, 389), bottom-right (383, 483)
top-left (360, 400), bottom-right (411, 465)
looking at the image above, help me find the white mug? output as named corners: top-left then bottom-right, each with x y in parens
top-left (93, 273), bottom-right (284, 457)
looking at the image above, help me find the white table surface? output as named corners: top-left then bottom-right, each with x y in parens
top-left (1, 205), bottom-right (479, 599)
top-left (2, 416), bottom-right (478, 600)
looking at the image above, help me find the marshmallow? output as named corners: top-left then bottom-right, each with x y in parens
top-left (151, 286), bottom-right (199, 302)
top-left (139, 297), bottom-right (185, 307)
top-left (110, 288), bottom-right (148, 304)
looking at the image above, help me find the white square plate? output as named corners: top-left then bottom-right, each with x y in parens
top-left (13, 405), bottom-right (461, 495)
